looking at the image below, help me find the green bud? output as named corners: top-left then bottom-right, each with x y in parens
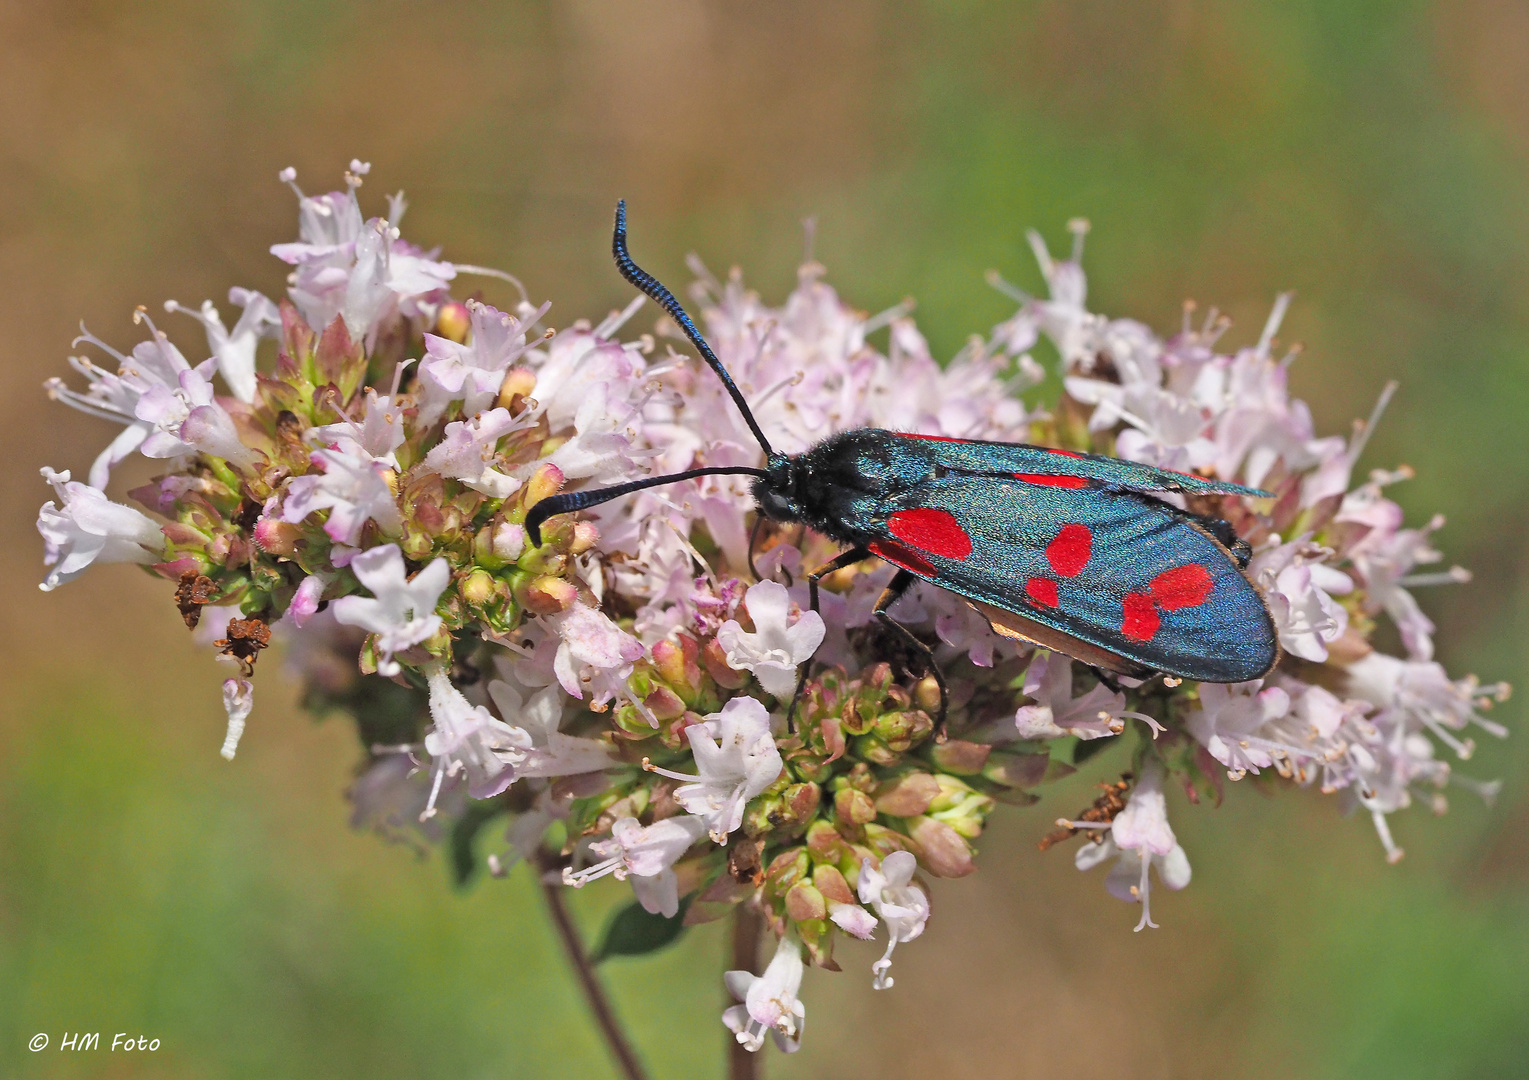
top-left (834, 787), bottom-right (876, 827)
top-left (812, 864), bottom-right (856, 906)
top-left (524, 575), bottom-right (577, 614)
top-left (764, 847), bottom-right (810, 897)
top-left (908, 815), bottom-right (975, 877)
top-left (784, 881), bottom-right (827, 923)
top-left (743, 796), bottom-right (782, 837)
top-left (460, 568), bottom-right (498, 606)
top-left (926, 739), bottom-right (992, 775)
top-left (873, 772), bottom-right (940, 817)
top-left (806, 820), bottom-right (851, 864)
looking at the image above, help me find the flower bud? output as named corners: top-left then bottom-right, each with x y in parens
top-left (806, 819), bottom-right (851, 864)
top-left (700, 636), bottom-right (747, 689)
top-left (743, 796), bottom-right (782, 837)
top-left (642, 684), bottom-right (687, 722)
top-left (914, 674), bottom-right (942, 713)
top-left (524, 463), bottom-right (565, 508)
top-left (460, 568), bottom-right (498, 607)
top-left (875, 709), bottom-right (934, 751)
top-left (492, 521), bottom-right (527, 562)
top-left (927, 739), bottom-right (991, 775)
top-left (873, 772), bottom-right (941, 817)
top-left (496, 367), bottom-right (538, 413)
top-left (524, 575), bottom-right (577, 615)
top-left (812, 864), bottom-right (856, 906)
top-left (908, 815), bottom-right (975, 877)
top-left (652, 638), bottom-right (702, 699)
top-left (861, 823), bottom-right (917, 861)
top-left (764, 847), bottom-right (810, 897)
top-left (569, 520), bottom-right (600, 555)
top-left (852, 733), bottom-right (899, 766)
top-left (435, 300), bottom-right (471, 343)
top-left (253, 516), bottom-right (300, 556)
top-left (834, 787), bottom-right (877, 827)
top-left (778, 782), bottom-right (822, 828)
top-left (785, 881), bottom-right (827, 923)
top-left (982, 750), bottom-right (1053, 789)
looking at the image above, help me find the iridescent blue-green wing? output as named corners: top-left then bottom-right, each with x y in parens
top-left (859, 473), bottom-right (1278, 683)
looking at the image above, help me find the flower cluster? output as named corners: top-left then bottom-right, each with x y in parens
top-left (39, 169), bottom-right (1509, 1057)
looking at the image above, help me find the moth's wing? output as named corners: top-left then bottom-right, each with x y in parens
top-left (861, 474), bottom-right (1278, 683)
top-left (892, 431), bottom-right (1267, 498)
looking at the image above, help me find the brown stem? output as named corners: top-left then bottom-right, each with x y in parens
top-left (540, 879), bottom-right (651, 1080)
top-left (728, 903), bottom-right (765, 1080)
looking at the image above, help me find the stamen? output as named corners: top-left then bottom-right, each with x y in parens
top-left (1346, 379), bottom-right (1399, 468)
top-left (1133, 852), bottom-right (1157, 932)
top-left (984, 268), bottom-right (1031, 305)
top-left (1397, 567), bottom-right (1471, 587)
top-left (1256, 292), bottom-right (1294, 359)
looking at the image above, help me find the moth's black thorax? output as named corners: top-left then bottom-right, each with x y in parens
top-left (751, 428), bottom-right (935, 546)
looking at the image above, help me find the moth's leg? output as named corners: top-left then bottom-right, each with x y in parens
top-left (747, 514), bottom-right (767, 583)
top-left (785, 546), bottom-right (871, 730)
top-left (873, 570), bottom-right (949, 736)
top-left (1088, 666), bottom-right (1125, 695)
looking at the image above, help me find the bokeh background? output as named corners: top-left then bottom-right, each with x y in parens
top-left (3, 2), bottom-right (1527, 1077)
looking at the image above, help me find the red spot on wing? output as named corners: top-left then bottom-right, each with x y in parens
top-left (1014, 473), bottom-right (1090, 488)
top-left (1044, 524), bottom-right (1092, 577)
top-left (1121, 593), bottom-right (1160, 642)
top-left (1025, 577), bottom-right (1059, 607)
top-left (1049, 449), bottom-right (1085, 458)
top-left (888, 508), bottom-right (973, 560)
top-left (868, 541), bottom-right (937, 578)
top-left (1149, 564), bottom-right (1214, 610)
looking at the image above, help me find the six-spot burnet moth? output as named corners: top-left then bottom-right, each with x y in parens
top-left (526, 201), bottom-right (1280, 724)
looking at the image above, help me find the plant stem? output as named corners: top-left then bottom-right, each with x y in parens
top-left (728, 904), bottom-right (765, 1080)
top-left (540, 879), bottom-right (651, 1080)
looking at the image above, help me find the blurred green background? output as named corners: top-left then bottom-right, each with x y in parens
top-left (2, 1), bottom-right (1527, 1077)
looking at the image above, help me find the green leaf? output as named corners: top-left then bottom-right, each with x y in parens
top-left (590, 897), bottom-right (691, 964)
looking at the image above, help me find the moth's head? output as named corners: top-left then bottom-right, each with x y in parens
top-left (752, 452), bottom-right (802, 522)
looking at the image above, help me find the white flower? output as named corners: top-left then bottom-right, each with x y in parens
top-left (648, 696), bottom-right (783, 843)
top-left (417, 299), bottom-right (548, 422)
top-left (421, 667), bottom-right (532, 816)
top-left (486, 667), bottom-right (616, 779)
top-left (36, 467), bottom-right (164, 591)
top-left (271, 162), bottom-right (457, 341)
top-left (330, 544), bottom-right (449, 676)
top-left (856, 850), bottom-right (930, 989)
top-left (1013, 651), bottom-right (1162, 741)
top-left (715, 580), bottom-right (825, 698)
top-left (723, 936), bottom-right (806, 1054)
top-left (309, 386), bottom-right (408, 467)
top-left (281, 572), bottom-right (331, 630)
top-left (1339, 485), bottom-right (1458, 662)
top-left (1072, 761), bottom-right (1191, 931)
top-left (1186, 680), bottom-right (1293, 778)
top-left (562, 815), bottom-right (708, 918)
top-left (1249, 537), bottom-right (1353, 663)
top-left (421, 408), bottom-right (526, 498)
top-left (163, 288), bottom-right (280, 403)
top-left (47, 313), bottom-right (261, 485)
top-left (219, 678), bottom-right (255, 760)
top-left (547, 603), bottom-right (645, 706)
top-left (282, 444), bottom-right (401, 546)
top-left (1346, 651), bottom-right (1508, 760)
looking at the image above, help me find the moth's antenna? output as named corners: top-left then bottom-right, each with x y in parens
top-left (612, 200), bottom-right (775, 458)
top-left (525, 465), bottom-right (769, 547)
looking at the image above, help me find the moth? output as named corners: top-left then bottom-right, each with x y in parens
top-left (527, 202), bottom-right (1279, 722)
